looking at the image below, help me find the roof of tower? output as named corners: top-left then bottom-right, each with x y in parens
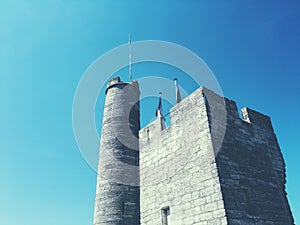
top-left (106, 76), bottom-right (139, 94)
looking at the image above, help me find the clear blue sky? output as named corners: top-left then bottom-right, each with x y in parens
top-left (1, 1), bottom-right (299, 224)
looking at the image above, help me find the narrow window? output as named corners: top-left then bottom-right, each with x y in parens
top-left (122, 202), bottom-right (125, 215)
top-left (146, 128), bottom-right (150, 141)
top-left (161, 206), bottom-right (170, 225)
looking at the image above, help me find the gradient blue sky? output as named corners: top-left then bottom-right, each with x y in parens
top-left (1, 1), bottom-right (299, 224)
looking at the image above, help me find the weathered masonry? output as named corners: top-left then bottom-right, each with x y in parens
top-left (94, 77), bottom-right (294, 225)
top-left (94, 77), bottom-right (140, 225)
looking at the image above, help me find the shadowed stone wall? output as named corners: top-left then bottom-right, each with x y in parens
top-left (208, 90), bottom-right (295, 225)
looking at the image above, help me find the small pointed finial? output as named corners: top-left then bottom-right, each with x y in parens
top-left (156, 92), bottom-right (163, 118)
top-left (174, 78), bottom-right (182, 103)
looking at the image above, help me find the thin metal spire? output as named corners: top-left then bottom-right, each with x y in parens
top-left (128, 33), bottom-right (132, 81)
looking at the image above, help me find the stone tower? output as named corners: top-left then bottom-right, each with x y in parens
top-left (94, 77), bottom-right (140, 225)
top-left (94, 77), bottom-right (294, 224)
top-left (139, 87), bottom-right (294, 225)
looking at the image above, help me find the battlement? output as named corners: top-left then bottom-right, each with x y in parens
top-left (140, 86), bottom-right (274, 143)
top-left (106, 76), bottom-right (139, 94)
top-left (241, 107), bottom-right (273, 129)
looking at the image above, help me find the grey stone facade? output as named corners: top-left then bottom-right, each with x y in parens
top-left (94, 77), bottom-right (140, 225)
top-left (139, 87), bottom-right (227, 225)
top-left (94, 77), bottom-right (294, 225)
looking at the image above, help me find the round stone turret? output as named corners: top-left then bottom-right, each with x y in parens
top-left (93, 77), bottom-right (140, 225)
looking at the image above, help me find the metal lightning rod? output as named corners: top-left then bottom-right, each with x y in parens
top-left (129, 33), bottom-right (132, 81)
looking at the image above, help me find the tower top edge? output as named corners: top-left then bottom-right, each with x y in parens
top-left (106, 76), bottom-right (139, 94)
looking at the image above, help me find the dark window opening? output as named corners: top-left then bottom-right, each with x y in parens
top-left (161, 206), bottom-right (170, 225)
top-left (122, 202), bottom-right (125, 215)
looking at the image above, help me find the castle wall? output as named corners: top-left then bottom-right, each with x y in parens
top-left (139, 88), bottom-right (227, 225)
top-left (207, 90), bottom-right (295, 225)
top-left (139, 87), bottom-right (294, 225)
